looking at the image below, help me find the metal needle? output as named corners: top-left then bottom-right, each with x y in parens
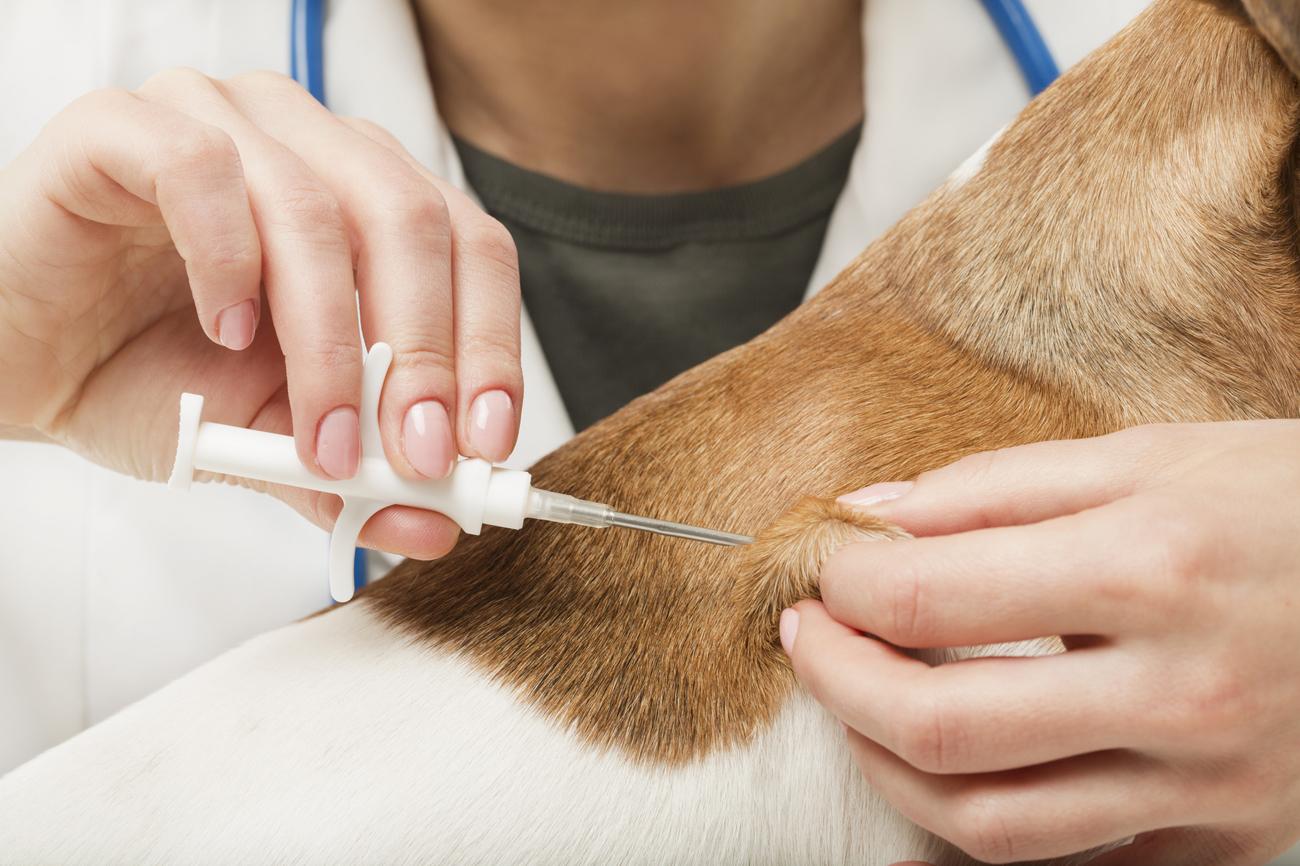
top-left (525, 488), bottom-right (753, 546)
top-left (605, 510), bottom-right (754, 546)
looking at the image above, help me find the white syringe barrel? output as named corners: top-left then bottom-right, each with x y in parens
top-left (169, 392), bottom-right (533, 535)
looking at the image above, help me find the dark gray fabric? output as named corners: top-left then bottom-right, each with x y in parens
top-left (454, 125), bottom-right (861, 430)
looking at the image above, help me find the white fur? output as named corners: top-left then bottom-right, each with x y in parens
top-left (946, 125), bottom-right (1006, 188)
top-left (0, 601), bottom-right (956, 865)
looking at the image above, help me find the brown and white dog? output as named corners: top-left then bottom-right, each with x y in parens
top-left (2, 1), bottom-right (1299, 863)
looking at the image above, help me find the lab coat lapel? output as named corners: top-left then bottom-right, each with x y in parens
top-left (324, 0), bottom-right (576, 470)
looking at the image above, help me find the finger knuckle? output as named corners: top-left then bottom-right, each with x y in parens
top-left (947, 448), bottom-right (1003, 488)
top-left (1092, 532), bottom-right (1168, 613)
top-left (459, 218), bottom-right (520, 278)
top-left (895, 718), bottom-right (941, 773)
top-left (298, 335), bottom-right (362, 375)
top-left (923, 450), bottom-right (1009, 528)
top-left (137, 66), bottom-right (216, 98)
top-left (1110, 423), bottom-right (1195, 473)
top-left (457, 325), bottom-right (520, 368)
top-left (341, 116), bottom-right (404, 151)
top-left (226, 69), bottom-right (303, 96)
top-left (950, 794), bottom-right (1021, 864)
top-left (883, 566), bottom-right (930, 646)
top-left (157, 125), bottom-right (242, 180)
top-left (394, 347), bottom-right (457, 384)
top-left (202, 234), bottom-right (260, 275)
top-left (1143, 501), bottom-right (1212, 591)
top-left (897, 694), bottom-right (963, 774)
top-left (56, 88), bottom-right (133, 136)
top-left (1143, 655), bottom-right (1248, 744)
top-left (383, 185), bottom-right (452, 242)
top-left (1181, 662), bottom-right (1254, 736)
top-left (273, 183), bottom-right (346, 236)
top-left (1112, 422), bottom-right (1164, 448)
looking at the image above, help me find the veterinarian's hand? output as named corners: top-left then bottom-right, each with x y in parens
top-left (783, 420), bottom-right (1300, 866)
top-left (0, 69), bottom-right (524, 559)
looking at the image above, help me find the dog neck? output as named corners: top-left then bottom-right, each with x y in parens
top-left (870, 0), bottom-right (1300, 425)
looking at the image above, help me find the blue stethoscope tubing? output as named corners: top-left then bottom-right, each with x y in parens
top-left (288, 0), bottom-right (1058, 596)
top-left (290, 0), bottom-right (326, 106)
top-left (978, 0), bottom-right (1060, 96)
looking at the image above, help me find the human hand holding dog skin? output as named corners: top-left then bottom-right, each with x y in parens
top-left (782, 420), bottom-right (1300, 865)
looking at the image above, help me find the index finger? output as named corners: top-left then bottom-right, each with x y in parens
top-left (842, 426), bottom-right (1180, 537)
top-left (137, 71), bottom-right (364, 479)
top-left (40, 89), bottom-right (263, 351)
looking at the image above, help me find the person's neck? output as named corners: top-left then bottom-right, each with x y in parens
top-left (411, 0), bottom-right (863, 193)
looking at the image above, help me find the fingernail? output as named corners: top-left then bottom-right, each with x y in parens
top-left (403, 400), bottom-right (456, 478)
top-left (316, 406), bottom-right (359, 479)
top-left (838, 481), bottom-right (914, 508)
top-left (468, 390), bottom-right (515, 463)
top-left (779, 608), bottom-right (800, 655)
top-left (215, 299), bottom-right (257, 350)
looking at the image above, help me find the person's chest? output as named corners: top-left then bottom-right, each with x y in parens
top-left (410, 0), bottom-right (865, 193)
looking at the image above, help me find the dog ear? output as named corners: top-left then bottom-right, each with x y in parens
top-left (1241, 0), bottom-right (1300, 78)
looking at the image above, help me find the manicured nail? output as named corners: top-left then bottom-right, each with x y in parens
top-left (316, 406), bottom-right (359, 479)
top-left (468, 390), bottom-right (515, 463)
top-left (403, 400), bottom-right (456, 478)
top-left (838, 481), bottom-right (914, 508)
top-left (779, 608), bottom-right (800, 654)
top-left (215, 299), bottom-right (257, 350)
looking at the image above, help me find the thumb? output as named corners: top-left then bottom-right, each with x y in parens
top-left (837, 429), bottom-right (1161, 537)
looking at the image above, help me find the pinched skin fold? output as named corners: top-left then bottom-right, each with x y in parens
top-left (734, 497), bottom-right (911, 639)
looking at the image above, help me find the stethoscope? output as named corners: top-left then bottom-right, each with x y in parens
top-left (287, 0), bottom-right (1059, 596)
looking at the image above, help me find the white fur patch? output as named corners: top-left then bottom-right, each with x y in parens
top-left (947, 125), bottom-right (1006, 188)
top-left (0, 601), bottom-right (956, 865)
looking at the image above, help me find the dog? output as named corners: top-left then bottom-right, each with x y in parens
top-left (2, 1), bottom-right (1298, 863)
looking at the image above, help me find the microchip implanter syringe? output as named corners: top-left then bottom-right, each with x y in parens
top-left (169, 342), bottom-right (751, 603)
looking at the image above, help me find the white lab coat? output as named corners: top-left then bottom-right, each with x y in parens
top-left (0, 0), bottom-right (1151, 772)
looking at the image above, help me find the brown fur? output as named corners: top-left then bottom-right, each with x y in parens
top-left (367, 0), bottom-right (1300, 767)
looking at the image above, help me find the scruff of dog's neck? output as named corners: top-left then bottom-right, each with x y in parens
top-left (368, 0), bottom-right (1300, 767)
top-left (876, 0), bottom-right (1300, 425)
